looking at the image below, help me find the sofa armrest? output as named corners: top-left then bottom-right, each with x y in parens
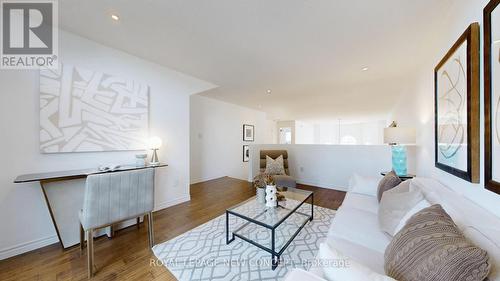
top-left (284, 269), bottom-right (327, 281)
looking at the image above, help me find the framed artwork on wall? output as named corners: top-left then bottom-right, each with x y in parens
top-left (243, 124), bottom-right (255, 142)
top-left (484, 0), bottom-right (500, 194)
top-left (243, 145), bottom-right (250, 162)
top-left (39, 64), bottom-right (150, 153)
top-left (434, 23), bottom-right (480, 183)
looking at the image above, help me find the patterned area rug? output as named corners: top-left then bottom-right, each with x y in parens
top-left (152, 203), bottom-right (335, 281)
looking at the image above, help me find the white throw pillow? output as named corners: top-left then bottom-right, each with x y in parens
top-left (378, 181), bottom-right (424, 236)
top-left (318, 243), bottom-right (396, 281)
top-left (393, 199), bottom-right (431, 234)
top-left (348, 174), bottom-right (382, 197)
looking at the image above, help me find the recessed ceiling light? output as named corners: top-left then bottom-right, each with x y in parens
top-left (362, 67), bottom-right (369, 71)
top-left (111, 14), bottom-right (120, 21)
top-left (266, 89), bottom-right (272, 94)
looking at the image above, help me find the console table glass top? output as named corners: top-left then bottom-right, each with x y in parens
top-left (14, 163), bottom-right (168, 183)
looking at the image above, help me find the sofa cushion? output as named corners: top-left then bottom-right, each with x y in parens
top-left (377, 171), bottom-right (401, 202)
top-left (385, 204), bottom-right (491, 281)
top-left (341, 192), bottom-right (379, 214)
top-left (328, 207), bottom-right (390, 254)
top-left (318, 243), bottom-right (396, 281)
top-left (284, 269), bottom-right (327, 281)
top-left (327, 237), bottom-right (386, 274)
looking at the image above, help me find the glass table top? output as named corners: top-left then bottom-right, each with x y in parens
top-left (227, 187), bottom-right (313, 229)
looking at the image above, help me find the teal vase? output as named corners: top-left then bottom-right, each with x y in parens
top-left (391, 145), bottom-right (407, 176)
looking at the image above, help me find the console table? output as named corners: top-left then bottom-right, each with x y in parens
top-left (14, 164), bottom-right (167, 249)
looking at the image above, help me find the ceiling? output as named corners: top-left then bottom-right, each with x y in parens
top-left (59, 0), bottom-right (452, 121)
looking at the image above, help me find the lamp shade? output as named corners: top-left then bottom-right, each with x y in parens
top-left (384, 127), bottom-right (416, 145)
top-left (148, 136), bottom-right (163, 149)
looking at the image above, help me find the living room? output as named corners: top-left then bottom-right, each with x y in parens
top-left (1, 0), bottom-right (500, 281)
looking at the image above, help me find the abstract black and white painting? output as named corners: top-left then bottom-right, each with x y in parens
top-left (485, 0), bottom-right (500, 193)
top-left (39, 64), bottom-right (150, 153)
top-left (434, 23), bottom-right (480, 183)
top-left (243, 124), bottom-right (254, 142)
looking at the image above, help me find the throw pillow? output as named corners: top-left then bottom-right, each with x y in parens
top-left (378, 181), bottom-right (424, 236)
top-left (385, 204), bottom-right (491, 281)
top-left (318, 243), bottom-right (396, 281)
top-left (392, 199), bottom-right (430, 234)
top-left (377, 171), bottom-right (401, 202)
top-left (264, 155), bottom-right (286, 175)
top-left (348, 174), bottom-right (383, 197)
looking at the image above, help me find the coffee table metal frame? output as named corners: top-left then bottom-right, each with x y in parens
top-left (225, 192), bottom-right (314, 270)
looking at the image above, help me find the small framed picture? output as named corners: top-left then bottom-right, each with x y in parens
top-left (243, 145), bottom-right (250, 162)
top-left (243, 124), bottom-right (255, 142)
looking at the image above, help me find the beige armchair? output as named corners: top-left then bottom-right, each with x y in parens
top-left (259, 150), bottom-right (296, 188)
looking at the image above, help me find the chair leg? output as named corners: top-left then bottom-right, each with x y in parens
top-left (80, 224), bottom-right (85, 251)
top-left (137, 217), bottom-right (141, 229)
top-left (147, 212), bottom-right (154, 248)
top-left (86, 229), bottom-right (94, 278)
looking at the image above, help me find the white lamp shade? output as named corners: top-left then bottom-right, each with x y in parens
top-left (148, 136), bottom-right (162, 149)
top-left (384, 127), bottom-right (416, 145)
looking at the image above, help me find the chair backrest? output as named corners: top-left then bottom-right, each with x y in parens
top-left (260, 150), bottom-right (290, 175)
top-left (81, 168), bottom-right (155, 229)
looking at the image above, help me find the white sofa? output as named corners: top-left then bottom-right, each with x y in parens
top-left (285, 177), bottom-right (500, 281)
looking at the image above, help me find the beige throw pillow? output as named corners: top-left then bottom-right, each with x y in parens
top-left (378, 181), bottom-right (424, 236)
top-left (377, 171), bottom-right (402, 202)
top-left (385, 204), bottom-right (491, 281)
top-left (264, 155), bottom-right (285, 175)
top-left (392, 199), bottom-right (431, 235)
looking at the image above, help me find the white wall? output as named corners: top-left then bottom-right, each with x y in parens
top-left (190, 95), bottom-right (276, 183)
top-left (250, 144), bottom-right (416, 191)
top-left (391, 0), bottom-right (500, 217)
top-left (0, 30), bottom-right (216, 259)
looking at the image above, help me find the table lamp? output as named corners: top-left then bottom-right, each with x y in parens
top-left (148, 136), bottom-right (162, 166)
top-left (383, 121), bottom-right (416, 176)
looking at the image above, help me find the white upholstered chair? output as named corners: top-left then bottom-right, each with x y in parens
top-left (79, 168), bottom-right (155, 278)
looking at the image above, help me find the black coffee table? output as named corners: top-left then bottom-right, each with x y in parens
top-left (226, 188), bottom-right (314, 270)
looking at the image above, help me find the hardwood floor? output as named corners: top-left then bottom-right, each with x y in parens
top-left (0, 177), bottom-right (346, 281)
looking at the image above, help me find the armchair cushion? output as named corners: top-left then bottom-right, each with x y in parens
top-left (273, 174), bottom-right (296, 188)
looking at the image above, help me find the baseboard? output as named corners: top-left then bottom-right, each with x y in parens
top-left (0, 195), bottom-right (190, 261)
top-left (0, 235), bottom-right (59, 261)
top-left (296, 179), bottom-right (348, 192)
top-left (191, 176), bottom-right (251, 185)
top-left (154, 194), bottom-right (191, 211)
top-left (190, 175), bottom-right (226, 185)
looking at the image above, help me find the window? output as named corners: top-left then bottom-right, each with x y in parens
top-left (340, 135), bottom-right (357, 145)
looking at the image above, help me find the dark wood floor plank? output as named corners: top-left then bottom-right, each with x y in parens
top-left (0, 177), bottom-right (345, 281)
